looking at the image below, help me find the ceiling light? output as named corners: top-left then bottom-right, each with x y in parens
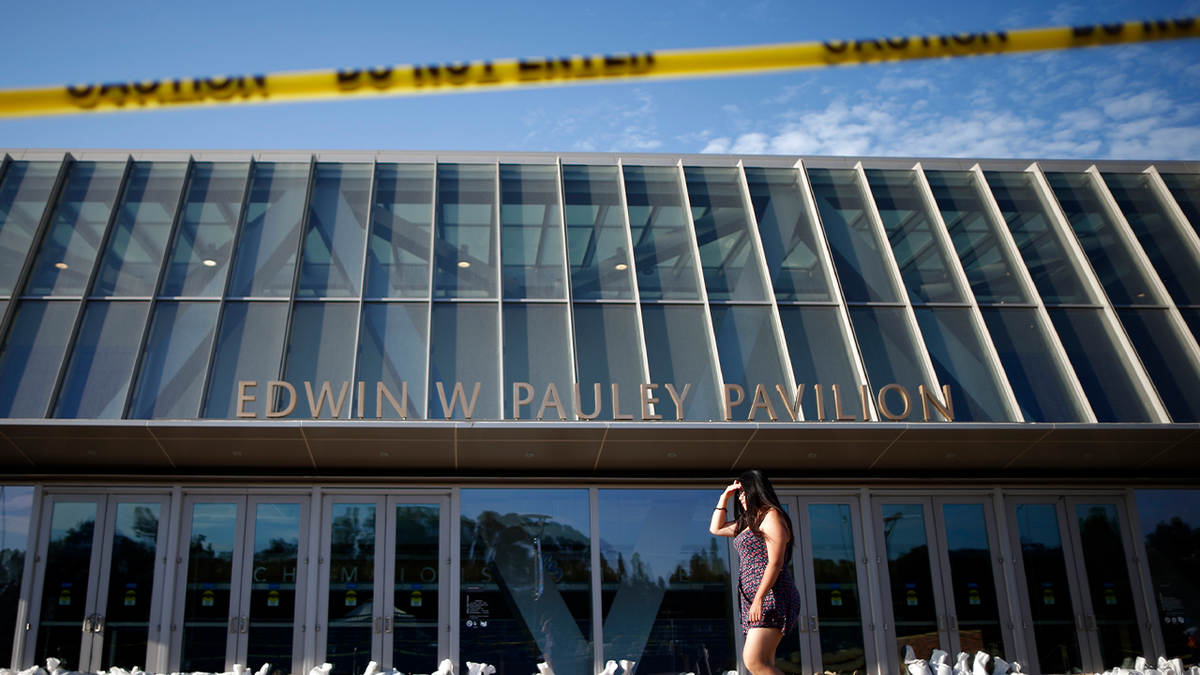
top-left (202, 259), bottom-right (218, 267)
top-left (458, 261), bottom-right (471, 268)
top-left (614, 263), bottom-right (628, 271)
top-left (54, 262), bottom-right (68, 269)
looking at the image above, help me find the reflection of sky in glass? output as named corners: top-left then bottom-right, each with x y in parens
top-left (1015, 504), bottom-right (1063, 549)
top-left (113, 502), bottom-right (160, 542)
top-left (191, 502), bottom-right (238, 555)
top-left (881, 504), bottom-right (927, 560)
top-left (254, 503), bottom-right (300, 550)
top-left (461, 489), bottom-right (590, 536)
top-left (0, 486), bottom-right (33, 552)
top-left (941, 503), bottom-right (989, 552)
top-left (808, 503), bottom-right (856, 565)
top-left (1135, 490), bottom-right (1200, 537)
top-left (598, 490), bottom-right (715, 577)
top-left (50, 502), bottom-right (96, 542)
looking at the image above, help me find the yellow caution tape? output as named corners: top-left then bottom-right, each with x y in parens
top-left (1, 17), bottom-right (1197, 118)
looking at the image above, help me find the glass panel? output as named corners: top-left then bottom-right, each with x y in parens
top-left (940, 503), bottom-right (1004, 658)
top-left (128, 301), bottom-right (219, 419)
top-left (572, 304), bottom-right (646, 422)
top-left (93, 162), bottom-right (187, 297)
top-left (1075, 504), bottom-right (1143, 669)
top-left (247, 503), bottom-right (302, 675)
top-left (1047, 172), bottom-right (1162, 306)
top-left (428, 303), bottom-right (499, 420)
top-left (203, 302), bottom-right (289, 418)
top-left (913, 307), bottom-right (1011, 422)
top-left (503, 304), bottom-right (573, 419)
top-left (866, 170), bottom-right (967, 304)
top-left (1134, 489), bottom-right (1200, 662)
top-left (1183, 309), bottom-right (1200, 344)
top-left (180, 503), bottom-right (237, 673)
top-left (366, 164), bottom-right (434, 298)
top-left (848, 307), bottom-right (927, 419)
top-left (808, 168), bottom-right (902, 303)
top-left (501, 165), bottom-right (567, 299)
top-left (434, 164), bottom-right (497, 299)
top-left (640, 304), bottom-right (721, 421)
top-left (985, 172), bottom-right (1097, 305)
top-left (356, 303), bottom-right (429, 419)
top-left (777, 306), bottom-right (860, 422)
top-left (0, 486), bottom-right (33, 668)
top-left (461, 489), bottom-right (592, 675)
top-left (100, 502), bottom-right (161, 671)
top-left (1103, 173), bottom-right (1200, 306)
top-left (26, 162), bottom-right (125, 296)
top-left (597, 489), bottom-right (732, 674)
top-left (879, 504), bottom-right (938, 665)
top-left (925, 170), bottom-right (1031, 304)
top-left (562, 165), bottom-right (634, 300)
top-left (1159, 173), bottom-right (1200, 239)
top-left (298, 163), bottom-right (371, 298)
top-left (1046, 307), bottom-right (1156, 422)
top-left (0, 162), bottom-right (62, 296)
top-left (54, 301), bottom-right (150, 418)
top-left (979, 307), bottom-right (1086, 422)
top-left (1117, 308), bottom-right (1200, 422)
top-left (807, 503), bottom-right (867, 675)
top-left (228, 163), bottom-right (311, 297)
top-left (684, 166), bottom-right (769, 302)
top-left (1013, 504), bottom-right (1083, 674)
top-left (709, 305), bottom-right (789, 421)
top-left (623, 166), bottom-right (703, 301)
top-left (0, 300), bottom-right (81, 418)
top-left (161, 163), bottom-right (250, 297)
top-left (281, 302), bottom-right (358, 419)
top-left (744, 167), bottom-right (833, 302)
top-left (33, 502), bottom-right (97, 670)
top-left (327, 503), bottom-right (376, 675)
top-left (393, 504), bottom-right (441, 674)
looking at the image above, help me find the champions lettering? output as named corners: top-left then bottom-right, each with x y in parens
top-left (234, 380), bottom-right (954, 422)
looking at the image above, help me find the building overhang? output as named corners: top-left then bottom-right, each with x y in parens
top-left (0, 419), bottom-right (1196, 479)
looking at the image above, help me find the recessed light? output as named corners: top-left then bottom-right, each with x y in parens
top-left (232, 451), bottom-right (242, 456)
top-left (525, 452), bottom-right (535, 458)
top-left (458, 261), bottom-right (470, 268)
top-left (667, 452), bottom-right (677, 458)
top-left (86, 449), bottom-right (96, 456)
top-left (615, 263), bottom-right (628, 271)
top-left (946, 453), bottom-right (956, 458)
top-left (54, 262), bottom-right (68, 269)
top-left (380, 451), bottom-right (389, 457)
top-left (1084, 453), bottom-right (1095, 459)
top-left (807, 453), bottom-right (818, 458)
top-left (202, 259), bottom-right (218, 267)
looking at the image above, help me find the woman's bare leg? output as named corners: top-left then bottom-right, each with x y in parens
top-left (743, 627), bottom-right (785, 675)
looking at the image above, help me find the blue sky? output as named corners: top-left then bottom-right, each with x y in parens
top-left (3, 0), bottom-right (1200, 159)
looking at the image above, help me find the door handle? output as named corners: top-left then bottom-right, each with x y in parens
top-left (809, 615), bottom-right (818, 632)
top-left (938, 615), bottom-right (947, 631)
top-left (948, 615), bottom-right (958, 631)
top-left (799, 616), bottom-right (808, 633)
top-left (375, 617), bottom-right (383, 634)
top-left (82, 616), bottom-right (93, 633)
top-left (240, 616), bottom-right (248, 634)
top-left (1075, 615), bottom-right (1085, 631)
top-left (384, 617), bottom-right (393, 634)
top-left (1086, 614), bottom-right (1096, 631)
top-left (229, 616), bottom-right (239, 634)
top-left (93, 614), bottom-right (104, 634)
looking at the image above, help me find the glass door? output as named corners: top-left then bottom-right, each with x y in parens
top-left (787, 495), bottom-right (875, 675)
top-left (872, 496), bottom-right (1012, 673)
top-left (170, 495), bottom-right (310, 675)
top-left (25, 493), bottom-right (171, 672)
top-left (317, 494), bottom-right (450, 675)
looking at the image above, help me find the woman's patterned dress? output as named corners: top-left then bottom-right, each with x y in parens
top-left (734, 523), bottom-right (802, 634)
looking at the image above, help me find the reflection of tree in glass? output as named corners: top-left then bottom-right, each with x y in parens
top-left (670, 539), bottom-right (729, 583)
top-left (461, 511), bottom-right (590, 582)
top-left (332, 507), bottom-right (376, 558)
top-left (1145, 516), bottom-right (1200, 658)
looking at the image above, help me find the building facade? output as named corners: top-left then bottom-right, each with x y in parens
top-left (0, 149), bottom-right (1199, 675)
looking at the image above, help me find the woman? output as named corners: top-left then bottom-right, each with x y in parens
top-left (710, 470), bottom-right (801, 675)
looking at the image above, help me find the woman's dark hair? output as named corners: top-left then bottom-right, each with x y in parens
top-left (733, 470), bottom-right (794, 546)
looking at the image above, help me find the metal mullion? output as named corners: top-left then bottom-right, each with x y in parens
top-left (970, 163), bottom-right (1096, 422)
top-left (676, 160), bottom-right (725, 422)
top-left (735, 161), bottom-right (798, 400)
top-left (853, 161), bottom-right (944, 417)
top-left (615, 159), bottom-right (653, 394)
top-left (274, 155), bottom-right (320, 416)
top-left (0, 155), bottom-right (72, 384)
top-left (796, 160), bottom-right (874, 421)
top-left (197, 158), bottom-right (257, 418)
top-left (912, 163), bottom-right (1023, 421)
top-left (557, 157), bottom-right (582, 419)
top-left (448, 486), bottom-right (462, 670)
top-left (419, 164), bottom-right (438, 420)
top-left (44, 155), bottom-right (137, 419)
top-left (494, 161), bottom-right (504, 418)
top-left (1028, 162), bottom-right (1170, 423)
top-left (1087, 165), bottom-right (1200, 412)
top-left (1122, 487), bottom-right (1164, 658)
top-left (588, 487), bottom-right (603, 673)
top-left (348, 160), bottom-right (378, 419)
top-left (1144, 165), bottom-right (1200, 272)
top-left (857, 487), bottom-right (886, 675)
top-left (990, 487), bottom-right (1028, 666)
top-left (121, 157), bottom-right (196, 419)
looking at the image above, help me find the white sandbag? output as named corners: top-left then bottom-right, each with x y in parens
top-left (536, 663), bottom-right (554, 675)
top-left (904, 647), bottom-right (917, 665)
top-left (309, 663), bottom-right (333, 675)
top-left (992, 657), bottom-right (1010, 675)
top-left (255, 665), bottom-right (272, 675)
top-left (435, 660), bottom-right (454, 675)
top-left (1009, 662), bottom-right (1023, 674)
top-left (972, 653), bottom-right (990, 675)
top-left (597, 661), bottom-right (618, 675)
top-left (954, 652), bottom-right (971, 675)
top-left (618, 661), bottom-right (636, 675)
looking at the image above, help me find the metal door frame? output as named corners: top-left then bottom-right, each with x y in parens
top-left (381, 495), bottom-right (452, 669)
